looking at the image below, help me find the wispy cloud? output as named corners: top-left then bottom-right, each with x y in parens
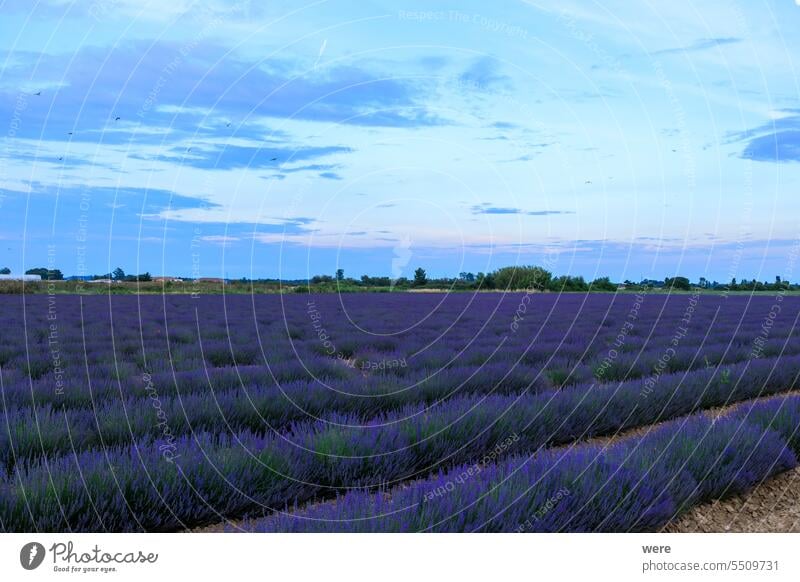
top-left (318, 171), bottom-right (343, 180)
top-left (0, 40), bottom-right (448, 142)
top-left (458, 57), bottom-right (510, 89)
top-left (132, 145), bottom-right (352, 171)
top-left (653, 37), bottom-right (741, 56)
top-left (471, 204), bottom-right (574, 216)
top-left (200, 235), bottom-right (240, 246)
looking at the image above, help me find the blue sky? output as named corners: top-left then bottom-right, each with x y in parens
top-left (2, 0), bottom-right (800, 281)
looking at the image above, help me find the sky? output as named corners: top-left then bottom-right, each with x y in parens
top-left (2, 0), bottom-right (800, 282)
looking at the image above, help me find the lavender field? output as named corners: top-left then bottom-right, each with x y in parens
top-left (2, 292), bottom-right (800, 532)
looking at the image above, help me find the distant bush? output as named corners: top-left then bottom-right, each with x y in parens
top-left (665, 276), bottom-right (691, 291)
top-left (590, 277), bottom-right (617, 292)
top-left (493, 265), bottom-right (551, 291)
top-left (25, 267), bottom-right (64, 280)
top-left (549, 275), bottom-right (589, 292)
top-left (475, 272), bottom-right (495, 289)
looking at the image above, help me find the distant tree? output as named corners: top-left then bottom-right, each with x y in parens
top-left (475, 272), bottom-right (495, 289)
top-left (493, 265), bottom-right (551, 291)
top-left (568, 276), bottom-right (588, 291)
top-left (360, 275), bottom-right (391, 287)
top-left (25, 267), bottom-right (64, 280)
top-left (665, 276), bottom-right (691, 291)
top-left (549, 275), bottom-right (588, 292)
top-left (413, 267), bottom-right (427, 287)
top-left (112, 267), bottom-right (126, 281)
top-left (335, 268), bottom-right (344, 281)
top-left (124, 272), bottom-right (152, 282)
top-left (0, 267), bottom-right (10, 275)
top-left (590, 276), bottom-right (617, 292)
top-left (311, 275), bottom-right (333, 284)
top-left (459, 272), bottom-right (475, 282)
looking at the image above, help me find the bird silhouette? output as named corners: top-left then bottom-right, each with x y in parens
top-left (226, 121), bottom-right (232, 128)
top-left (584, 180), bottom-right (592, 184)
top-left (67, 132), bottom-right (73, 135)
top-left (114, 116), bottom-right (121, 121)
top-left (270, 157), bottom-right (278, 161)
top-left (58, 156), bottom-right (63, 161)
top-left (33, 91), bottom-right (41, 96)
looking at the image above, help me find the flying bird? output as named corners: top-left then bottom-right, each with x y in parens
top-left (58, 156), bottom-right (63, 161)
top-left (226, 121), bottom-right (232, 128)
top-left (33, 91), bottom-right (41, 96)
top-left (584, 180), bottom-right (592, 184)
top-left (270, 157), bottom-right (278, 161)
top-left (114, 116), bottom-right (121, 121)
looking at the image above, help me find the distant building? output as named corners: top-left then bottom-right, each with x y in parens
top-left (0, 274), bottom-right (42, 281)
top-left (197, 277), bottom-right (225, 284)
top-left (153, 277), bottom-right (183, 283)
top-left (85, 279), bottom-right (117, 284)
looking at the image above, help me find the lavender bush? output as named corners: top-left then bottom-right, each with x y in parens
top-left (1, 293), bottom-right (799, 531)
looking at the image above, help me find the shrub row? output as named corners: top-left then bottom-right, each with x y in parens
top-left (246, 396), bottom-right (800, 532)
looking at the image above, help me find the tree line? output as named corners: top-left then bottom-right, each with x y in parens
top-left (4, 264), bottom-right (797, 292)
top-left (305, 267), bottom-right (799, 292)
top-left (0, 266), bottom-right (151, 282)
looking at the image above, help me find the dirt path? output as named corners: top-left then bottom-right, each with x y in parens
top-left (664, 465), bottom-right (800, 532)
top-left (665, 464), bottom-right (800, 532)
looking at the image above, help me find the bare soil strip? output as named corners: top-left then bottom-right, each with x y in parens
top-left (664, 465), bottom-right (800, 532)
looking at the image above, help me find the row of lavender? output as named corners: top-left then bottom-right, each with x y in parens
top-left (1, 294), bottom-right (797, 471)
top-left (1, 294), bottom-right (792, 398)
top-left (248, 395), bottom-right (800, 532)
top-left (1, 293), bottom-right (798, 531)
top-left (1, 345), bottom-right (799, 474)
top-left (1, 293), bottom-right (795, 421)
top-left (2, 351), bottom-right (798, 531)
